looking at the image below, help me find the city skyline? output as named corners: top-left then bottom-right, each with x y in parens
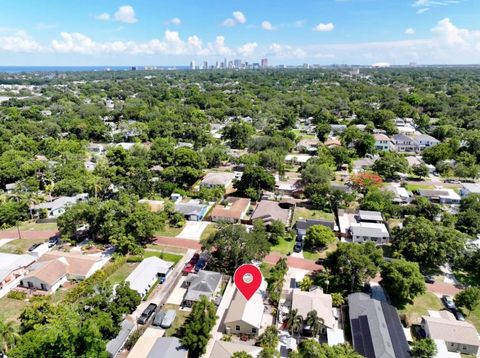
top-left (0, 0), bottom-right (479, 66)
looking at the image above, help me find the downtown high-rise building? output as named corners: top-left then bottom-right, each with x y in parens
top-left (234, 59), bottom-right (242, 68)
top-left (261, 58), bottom-right (268, 68)
top-left (190, 60), bottom-right (195, 70)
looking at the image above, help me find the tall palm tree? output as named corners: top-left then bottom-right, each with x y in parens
top-left (305, 310), bottom-right (324, 337)
top-left (284, 309), bottom-right (303, 336)
top-left (0, 320), bottom-right (19, 353)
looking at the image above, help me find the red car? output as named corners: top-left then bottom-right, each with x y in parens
top-left (182, 253), bottom-right (200, 275)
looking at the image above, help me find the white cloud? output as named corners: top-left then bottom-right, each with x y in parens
top-left (412, 0), bottom-right (462, 14)
top-left (416, 8), bottom-right (430, 14)
top-left (95, 13), bottom-right (111, 21)
top-left (169, 17), bottom-right (182, 26)
top-left (405, 27), bottom-right (416, 35)
top-left (237, 42), bottom-right (257, 57)
top-left (232, 11), bottom-right (246, 24)
top-left (268, 43), bottom-right (307, 58)
top-left (313, 22), bottom-right (335, 32)
top-left (223, 11), bottom-right (246, 27)
top-left (0, 30), bottom-right (43, 52)
top-left (431, 17), bottom-right (480, 47)
top-left (261, 21), bottom-right (276, 31)
top-left (114, 5), bottom-right (137, 24)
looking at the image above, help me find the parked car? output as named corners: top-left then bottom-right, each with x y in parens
top-left (183, 253), bottom-right (200, 275)
top-left (48, 234), bottom-right (60, 248)
top-left (152, 311), bottom-right (165, 327)
top-left (315, 258), bottom-right (325, 265)
top-left (452, 310), bottom-right (465, 321)
top-left (441, 295), bottom-right (456, 310)
top-left (28, 243), bottom-right (41, 252)
top-left (424, 275), bottom-right (435, 284)
top-left (194, 257), bottom-right (207, 272)
top-left (161, 309), bottom-right (177, 328)
top-left (294, 241), bottom-right (303, 253)
top-left (137, 303), bottom-right (157, 325)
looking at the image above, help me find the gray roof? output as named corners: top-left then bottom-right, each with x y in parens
top-left (32, 193), bottom-right (88, 211)
top-left (175, 201), bottom-right (208, 216)
top-left (349, 292), bottom-right (410, 358)
top-left (462, 183), bottom-right (480, 193)
top-left (106, 318), bottom-right (135, 357)
top-left (184, 270), bottom-right (222, 302)
top-left (358, 210), bottom-right (384, 222)
top-left (251, 200), bottom-right (290, 226)
top-left (413, 134), bottom-right (439, 142)
top-left (350, 226), bottom-right (389, 238)
top-left (296, 219), bottom-right (335, 232)
top-left (392, 133), bottom-right (417, 143)
top-left (126, 257), bottom-right (173, 296)
top-left (147, 337), bottom-right (187, 358)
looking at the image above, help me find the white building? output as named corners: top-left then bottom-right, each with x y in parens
top-left (126, 257), bottom-right (173, 298)
top-left (0, 253), bottom-right (36, 298)
top-left (30, 193), bottom-right (89, 218)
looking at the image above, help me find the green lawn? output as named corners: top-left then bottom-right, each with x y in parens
top-left (302, 249), bottom-right (321, 261)
top-left (400, 292), bottom-right (443, 325)
top-left (303, 241), bottom-right (338, 261)
top-left (0, 238), bottom-right (47, 254)
top-left (144, 250), bottom-right (183, 265)
top-left (107, 262), bottom-right (139, 285)
top-left (17, 222), bottom-right (58, 231)
top-left (146, 244), bottom-right (187, 255)
top-left (163, 304), bottom-right (190, 337)
top-left (155, 225), bottom-right (184, 237)
top-left (405, 184), bottom-right (434, 192)
top-left (200, 223), bottom-right (218, 242)
top-left (0, 297), bottom-right (29, 323)
top-left (293, 208), bottom-right (334, 224)
top-left (270, 237), bottom-right (295, 255)
top-left (464, 304), bottom-right (480, 331)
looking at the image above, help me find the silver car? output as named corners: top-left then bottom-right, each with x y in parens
top-left (161, 309), bottom-right (177, 328)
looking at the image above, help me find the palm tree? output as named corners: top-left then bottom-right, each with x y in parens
top-left (0, 320), bottom-right (19, 353)
top-left (305, 310), bottom-right (324, 337)
top-left (284, 309), bottom-right (303, 336)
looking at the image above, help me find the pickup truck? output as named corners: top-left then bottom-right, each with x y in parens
top-left (137, 303), bottom-right (157, 325)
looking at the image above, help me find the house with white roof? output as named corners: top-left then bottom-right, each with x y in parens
top-left (411, 133), bottom-right (440, 149)
top-left (224, 280), bottom-right (267, 337)
top-left (417, 188), bottom-right (461, 205)
top-left (201, 172), bottom-right (236, 189)
top-left (29, 193), bottom-right (89, 219)
top-left (337, 209), bottom-right (390, 245)
top-left (126, 257), bottom-right (173, 298)
top-left (460, 183), bottom-right (480, 197)
top-left (384, 185), bottom-right (412, 204)
top-left (285, 154), bottom-right (313, 165)
top-left (0, 253), bottom-right (36, 298)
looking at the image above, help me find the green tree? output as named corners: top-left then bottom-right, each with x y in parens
top-left (299, 276), bottom-right (313, 291)
top-left (266, 257), bottom-right (288, 306)
top-left (284, 309), bottom-right (304, 336)
top-left (234, 165), bottom-right (275, 201)
top-left (258, 347), bottom-right (280, 358)
top-left (412, 163), bottom-right (429, 178)
top-left (258, 325), bottom-right (279, 349)
top-left (304, 225), bottom-right (336, 249)
top-left (181, 296), bottom-right (217, 358)
top-left (360, 188), bottom-right (397, 216)
top-left (294, 340), bottom-right (362, 358)
top-left (231, 352), bottom-right (254, 358)
top-left (411, 338), bottom-right (437, 358)
top-left (372, 152), bottom-right (408, 179)
top-left (454, 287), bottom-right (480, 315)
top-left (223, 122), bottom-right (255, 149)
top-left (269, 220), bottom-right (286, 245)
top-left (331, 293), bottom-right (345, 307)
top-left (380, 259), bottom-right (426, 307)
top-left (305, 310), bottom-right (323, 337)
top-left (325, 242), bottom-right (383, 293)
top-left (0, 320), bottom-right (19, 354)
top-left (316, 123), bottom-right (331, 142)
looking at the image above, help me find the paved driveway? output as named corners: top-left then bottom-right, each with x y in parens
top-left (176, 221), bottom-right (209, 241)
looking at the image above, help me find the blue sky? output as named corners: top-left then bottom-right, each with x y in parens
top-left (0, 0), bottom-right (479, 66)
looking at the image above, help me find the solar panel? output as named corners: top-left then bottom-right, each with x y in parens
top-left (381, 303), bottom-right (410, 358)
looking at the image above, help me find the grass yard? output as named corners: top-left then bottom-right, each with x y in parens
top-left (146, 244), bottom-right (187, 255)
top-left (400, 292), bottom-right (443, 325)
top-left (155, 225), bottom-right (184, 237)
top-left (302, 249), bottom-right (321, 261)
top-left (107, 262), bottom-right (139, 285)
top-left (17, 222), bottom-right (58, 231)
top-left (144, 250), bottom-right (183, 265)
top-left (270, 237), bottom-right (295, 255)
top-left (200, 223), bottom-right (218, 241)
top-left (303, 241), bottom-right (338, 261)
top-left (465, 304), bottom-right (480, 331)
top-left (0, 237), bottom-right (46, 254)
top-left (293, 207), bottom-right (334, 224)
top-left (405, 184), bottom-right (435, 192)
top-left (163, 304), bottom-right (190, 337)
top-left (0, 296), bottom-right (29, 323)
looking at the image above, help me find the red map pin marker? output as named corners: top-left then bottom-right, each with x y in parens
top-left (233, 264), bottom-right (263, 301)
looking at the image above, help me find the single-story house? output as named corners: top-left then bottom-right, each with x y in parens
top-left (175, 199), bottom-right (210, 221)
top-left (417, 189), bottom-right (461, 204)
top-left (411, 134), bottom-right (440, 149)
top-left (87, 143), bottom-right (106, 155)
top-left (352, 157), bottom-right (376, 172)
top-left (209, 341), bottom-right (261, 358)
top-left (201, 172), bottom-right (236, 189)
top-left (337, 209), bottom-right (390, 245)
top-left (0, 253), bottom-right (36, 298)
top-left (251, 200), bottom-right (293, 227)
top-left (129, 330), bottom-right (187, 358)
top-left (126, 257), bottom-right (173, 298)
top-left (291, 288), bottom-right (335, 336)
top-left (285, 154), bottom-right (313, 165)
top-left (384, 185), bottom-right (412, 204)
top-left (460, 183), bottom-right (480, 197)
top-left (224, 280), bottom-right (267, 337)
top-left (106, 318), bottom-right (135, 357)
top-left (182, 270), bottom-right (222, 307)
top-left (374, 133), bottom-right (393, 151)
top-left (20, 258), bottom-right (69, 293)
top-left (421, 310), bottom-right (480, 356)
top-left (210, 197), bottom-right (251, 223)
top-left (325, 137), bottom-right (342, 148)
top-left (349, 292), bottom-right (410, 358)
top-left (329, 124), bottom-right (347, 136)
top-left (30, 193), bottom-right (89, 219)
top-left (275, 175), bottom-right (302, 196)
top-left (295, 218), bottom-right (336, 240)
top-left (297, 138), bottom-right (320, 153)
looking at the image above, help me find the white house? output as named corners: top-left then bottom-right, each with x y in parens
top-left (285, 154), bottom-right (312, 165)
top-left (0, 253), bottom-right (36, 298)
top-left (460, 183), bottom-right (480, 197)
top-left (201, 172), bottom-right (236, 189)
top-left (374, 133), bottom-right (393, 151)
top-left (126, 257), bottom-right (173, 298)
top-left (30, 193), bottom-right (89, 219)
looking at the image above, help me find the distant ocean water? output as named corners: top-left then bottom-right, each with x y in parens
top-left (0, 66), bottom-right (188, 73)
